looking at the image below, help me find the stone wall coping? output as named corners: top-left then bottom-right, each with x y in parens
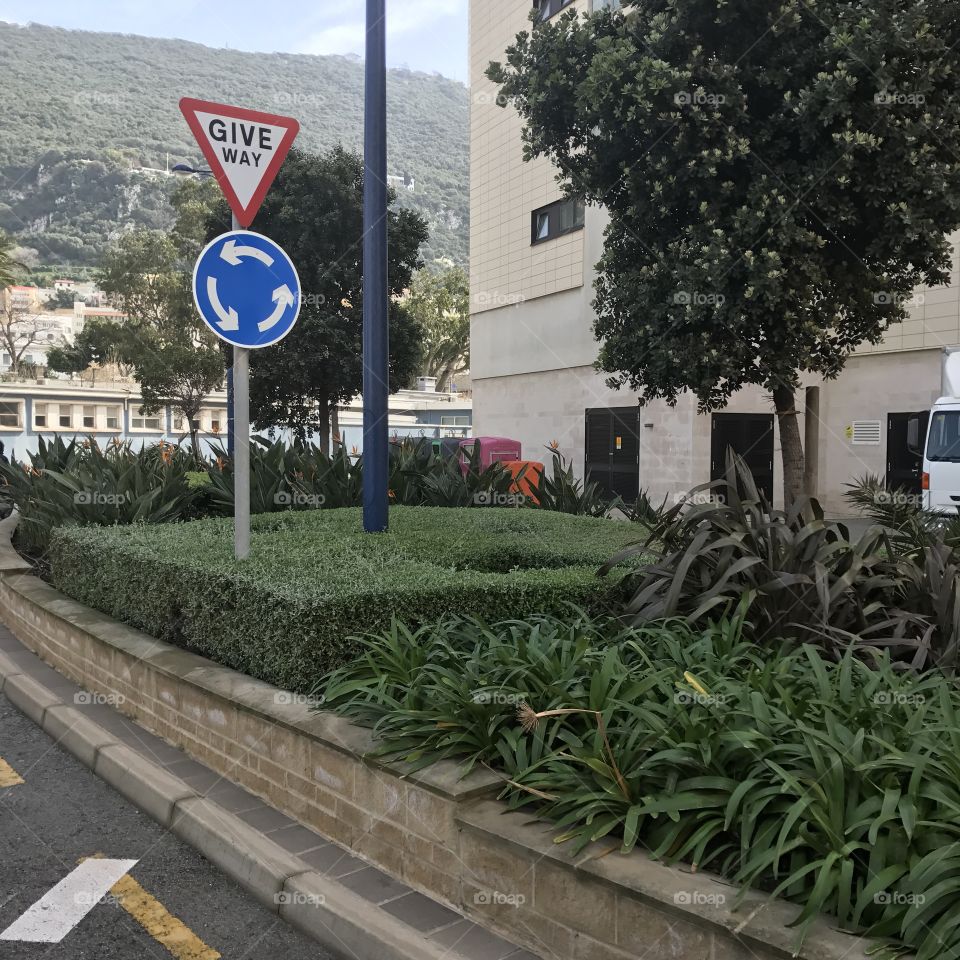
top-left (458, 800), bottom-right (880, 960)
top-left (2, 566), bottom-right (903, 960)
top-left (4, 572), bottom-right (501, 802)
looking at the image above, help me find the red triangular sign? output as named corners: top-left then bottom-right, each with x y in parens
top-left (179, 97), bottom-right (300, 228)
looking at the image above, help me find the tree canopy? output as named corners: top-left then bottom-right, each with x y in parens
top-left (209, 147), bottom-right (429, 447)
top-left (96, 188), bottom-right (225, 459)
top-left (405, 265), bottom-right (470, 392)
top-left (489, 0), bottom-right (960, 502)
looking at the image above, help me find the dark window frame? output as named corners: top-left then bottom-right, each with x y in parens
top-left (0, 401), bottom-right (20, 428)
top-left (535, 0), bottom-right (575, 22)
top-left (530, 198), bottom-right (585, 245)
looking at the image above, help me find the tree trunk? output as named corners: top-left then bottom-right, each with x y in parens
top-left (189, 426), bottom-right (201, 467)
top-left (330, 406), bottom-right (340, 449)
top-left (436, 361), bottom-right (456, 394)
top-left (317, 395), bottom-right (330, 455)
top-left (773, 385), bottom-right (805, 509)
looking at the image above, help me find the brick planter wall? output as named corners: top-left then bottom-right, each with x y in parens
top-left (0, 570), bottom-right (882, 960)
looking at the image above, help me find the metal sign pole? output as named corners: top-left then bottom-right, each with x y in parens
top-left (181, 101), bottom-right (300, 562)
top-left (226, 366), bottom-right (235, 459)
top-left (231, 211), bottom-right (250, 560)
top-left (363, 0), bottom-right (389, 533)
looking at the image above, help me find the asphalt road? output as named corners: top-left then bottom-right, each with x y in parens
top-left (0, 692), bottom-right (333, 960)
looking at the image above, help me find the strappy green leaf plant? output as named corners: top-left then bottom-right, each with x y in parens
top-left (319, 609), bottom-right (960, 959)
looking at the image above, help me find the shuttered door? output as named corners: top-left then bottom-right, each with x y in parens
top-left (585, 407), bottom-right (640, 502)
top-left (711, 414), bottom-right (775, 502)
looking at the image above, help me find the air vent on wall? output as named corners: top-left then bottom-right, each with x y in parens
top-left (851, 420), bottom-right (882, 445)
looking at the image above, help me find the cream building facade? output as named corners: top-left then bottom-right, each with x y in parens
top-left (470, 0), bottom-right (959, 514)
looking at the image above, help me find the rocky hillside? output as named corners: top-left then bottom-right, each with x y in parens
top-left (0, 22), bottom-right (469, 266)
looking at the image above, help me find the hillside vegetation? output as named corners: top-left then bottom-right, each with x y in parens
top-left (0, 22), bottom-right (468, 266)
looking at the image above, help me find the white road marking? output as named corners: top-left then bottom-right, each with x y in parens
top-left (0, 858), bottom-right (138, 942)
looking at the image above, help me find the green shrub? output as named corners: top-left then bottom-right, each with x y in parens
top-left (204, 438), bottom-right (623, 516)
top-left (49, 506), bottom-right (641, 691)
top-left (321, 608), bottom-right (960, 959)
top-left (845, 472), bottom-right (960, 556)
top-left (602, 456), bottom-right (960, 671)
top-left (0, 437), bottom-right (199, 558)
top-left (532, 446), bottom-right (622, 517)
top-left (1, 436), bottom-right (626, 562)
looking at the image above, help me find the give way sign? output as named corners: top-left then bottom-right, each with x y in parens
top-left (179, 97), bottom-right (300, 227)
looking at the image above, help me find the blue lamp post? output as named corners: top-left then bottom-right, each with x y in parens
top-left (363, 0), bottom-right (389, 533)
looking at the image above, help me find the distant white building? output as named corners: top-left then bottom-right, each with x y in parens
top-left (387, 173), bottom-right (415, 193)
top-left (0, 378), bottom-right (473, 461)
top-left (0, 312), bottom-right (75, 373)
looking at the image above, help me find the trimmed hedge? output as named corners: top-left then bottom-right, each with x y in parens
top-left (49, 507), bottom-right (642, 691)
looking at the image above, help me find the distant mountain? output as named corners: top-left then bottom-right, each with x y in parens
top-left (0, 22), bottom-right (469, 267)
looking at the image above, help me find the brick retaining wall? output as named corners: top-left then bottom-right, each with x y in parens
top-left (0, 570), bottom-right (882, 960)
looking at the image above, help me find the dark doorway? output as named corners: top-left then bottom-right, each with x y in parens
top-left (711, 413), bottom-right (775, 502)
top-left (887, 411), bottom-right (928, 495)
top-left (585, 407), bottom-right (640, 502)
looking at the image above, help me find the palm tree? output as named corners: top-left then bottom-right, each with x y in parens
top-left (0, 231), bottom-right (25, 289)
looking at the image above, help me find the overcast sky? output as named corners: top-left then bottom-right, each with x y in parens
top-left (0, 0), bottom-right (469, 82)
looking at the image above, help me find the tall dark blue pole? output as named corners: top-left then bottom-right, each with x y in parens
top-left (363, 0), bottom-right (389, 532)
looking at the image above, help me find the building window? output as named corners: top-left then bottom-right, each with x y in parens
top-left (531, 198), bottom-right (585, 245)
top-left (440, 416), bottom-right (471, 427)
top-left (58, 405), bottom-right (72, 428)
top-left (0, 401), bottom-right (20, 428)
top-left (592, 0), bottom-right (621, 10)
top-left (132, 408), bottom-right (162, 431)
top-left (82, 405), bottom-right (95, 429)
top-left (105, 406), bottom-right (120, 430)
top-left (34, 402), bottom-right (47, 428)
top-left (209, 410), bottom-right (226, 434)
top-left (536, 0), bottom-right (574, 21)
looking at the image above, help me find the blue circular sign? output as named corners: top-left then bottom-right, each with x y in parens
top-left (192, 230), bottom-right (301, 348)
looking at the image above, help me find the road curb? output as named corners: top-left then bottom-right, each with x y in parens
top-left (0, 649), bottom-right (489, 960)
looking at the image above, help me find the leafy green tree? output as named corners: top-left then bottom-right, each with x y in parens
top-left (489, 1), bottom-right (960, 504)
top-left (96, 228), bottom-right (223, 460)
top-left (170, 176), bottom-right (222, 260)
top-left (46, 317), bottom-right (135, 379)
top-left (44, 288), bottom-right (76, 310)
top-left (212, 147), bottom-right (428, 448)
top-left (44, 344), bottom-right (86, 377)
top-left (405, 265), bottom-right (469, 392)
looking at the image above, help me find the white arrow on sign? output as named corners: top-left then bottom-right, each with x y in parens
top-left (206, 277), bottom-right (239, 331)
top-left (259, 285), bottom-right (295, 332)
top-left (220, 239), bottom-right (274, 268)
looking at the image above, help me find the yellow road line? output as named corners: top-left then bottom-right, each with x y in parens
top-left (109, 874), bottom-right (221, 960)
top-left (0, 757), bottom-right (24, 787)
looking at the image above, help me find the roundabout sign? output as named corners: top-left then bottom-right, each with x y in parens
top-left (179, 96), bottom-right (303, 560)
top-left (192, 230), bottom-right (301, 349)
